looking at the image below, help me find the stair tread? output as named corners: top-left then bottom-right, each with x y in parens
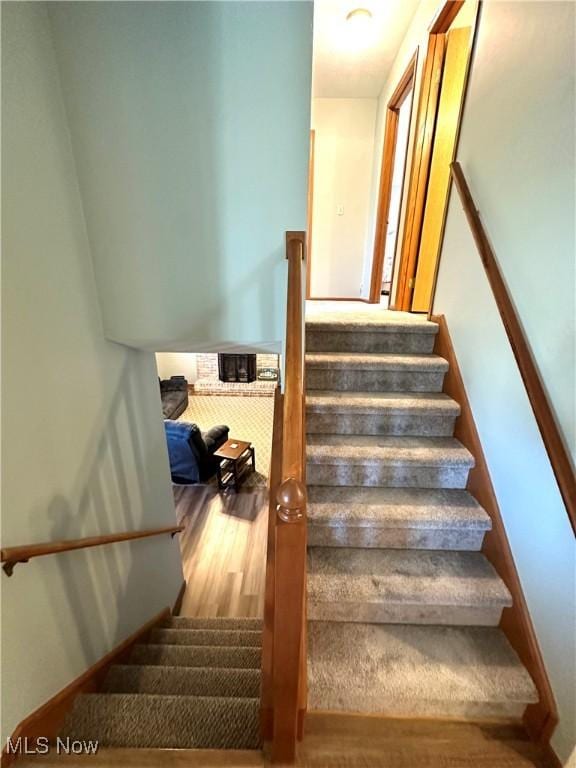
top-left (103, 664), bottom-right (260, 698)
top-left (61, 693), bottom-right (260, 750)
top-left (307, 487), bottom-right (491, 530)
top-left (308, 623), bottom-right (538, 713)
top-left (306, 316), bottom-right (438, 333)
top-left (129, 643), bottom-right (260, 669)
top-left (306, 352), bottom-right (448, 370)
top-left (307, 548), bottom-right (511, 608)
top-left (149, 628), bottom-right (262, 647)
top-left (307, 435), bottom-right (475, 467)
top-left (306, 391), bottom-right (460, 414)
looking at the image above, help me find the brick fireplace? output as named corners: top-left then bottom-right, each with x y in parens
top-left (194, 353), bottom-right (279, 396)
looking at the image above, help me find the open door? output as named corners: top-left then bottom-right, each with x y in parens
top-left (393, 0), bottom-right (479, 313)
top-left (411, 25), bottom-right (475, 311)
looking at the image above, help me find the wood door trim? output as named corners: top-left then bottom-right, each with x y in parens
top-left (429, 0), bottom-right (466, 33)
top-left (432, 314), bottom-right (558, 745)
top-left (368, 51), bottom-right (418, 304)
top-left (393, 34), bottom-right (445, 311)
top-left (306, 129), bottom-right (315, 299)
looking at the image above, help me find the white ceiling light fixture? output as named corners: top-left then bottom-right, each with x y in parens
top-left (346, 8), bottom-right (373, 25)
top-left (344, 7), bottom-right (376, 50)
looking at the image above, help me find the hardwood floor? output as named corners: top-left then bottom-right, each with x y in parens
top-left (174, 484), bottom-right (268, 618)
top-left (18, 716), bottom-right (552, 767)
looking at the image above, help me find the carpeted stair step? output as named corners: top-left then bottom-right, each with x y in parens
top-left (306, 353), bottom-right (448, 392)
top-left (307, 548), bottom-right (511, 626)
top-left (306, 317), bottom-right (438, 354)
top-left (307, 487), bottom-right (491, 550)
top-left (306, 392), bottom-right (459, 436)
top-left (149, 627), bottom-right (262, 647)
top-left (61, 693), bottom-right (261, 749)
top-left (163, 616), bottom-right (263, 631)
top-left (129, 643), bottom-right (260, 669)
top-left (307, 622), bottom-right (538, 720)
top-left (103, 664), bottom-right (261, 698)
top-left (306, 435), bottom-right (474, 489)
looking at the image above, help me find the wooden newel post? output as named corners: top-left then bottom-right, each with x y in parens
top-left (269, 230), bottom-right (308, 764)
top-left (272, 480), bottom-right (306, 764)
top-left (276, 477), bottom-right (306, 523)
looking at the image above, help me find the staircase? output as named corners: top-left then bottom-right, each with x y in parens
top-left (61, 617), bottom-right (262, 750)
top-left (305, 309), bottom-right (538, 720)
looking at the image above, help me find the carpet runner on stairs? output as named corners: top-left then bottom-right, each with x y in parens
top-left (305, 309), bottom-right (538, 721)
top-left (60, 616), bottom-right (262, 750)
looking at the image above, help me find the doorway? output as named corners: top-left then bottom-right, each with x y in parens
top-left (394, 1), bottom-right (479, 313)
top-left (368, 53), bottom-right (417, 304)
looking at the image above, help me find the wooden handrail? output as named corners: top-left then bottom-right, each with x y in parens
top-left (269, 231), bottom-right (307, 764)
top-left (1, 525), bottom-right (184, 576)
top-left (450, 161), bottom-right (576, 536)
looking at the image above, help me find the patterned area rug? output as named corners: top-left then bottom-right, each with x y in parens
top-left (178, 395), bottom-right (274, 487)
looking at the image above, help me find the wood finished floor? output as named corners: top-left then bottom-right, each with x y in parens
top-left (18, 715), bottom-right (552, 766)
top-left (174, 484), bottom-right (268, 618)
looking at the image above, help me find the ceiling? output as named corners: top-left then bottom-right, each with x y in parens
top-left (312, 0), bottom-right (421, 98)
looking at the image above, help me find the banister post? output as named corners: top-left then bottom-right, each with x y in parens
top-left (272, 478), bottom-right (307, 764)
top-left (269, 230), bottom-right (308, 764)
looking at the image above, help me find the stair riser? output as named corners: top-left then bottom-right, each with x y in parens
top-left (308, 602), bottom-right (504, 627)
top-left (165, 617), bottom-right (263, 631)
top-left (62, 697), bottom-right (261, 750)
top-left (306, 464), bottom-right (471, 489)
top-left (103, 667), bottom-right (261, 698)
top-left (306, 412), bottom-right (457, 437)
top-left (307, 525), bottom-right (486, 551)
top-left (129, 645), bottom-right (260, 669)
top-left (306, 687), bottom-right (527, 721)
top-left (306, 331), bottom-right (436, 354)
top-left (306, 369), bottom-right (445, 393)
top-left (149, 628), bottom-right (262, 647)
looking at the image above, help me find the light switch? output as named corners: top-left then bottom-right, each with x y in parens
top-left (336, 205), bottom-right (344, 216)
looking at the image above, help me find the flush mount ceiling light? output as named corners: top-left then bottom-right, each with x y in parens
top-left (343, 7), bottom-right (375, 49)
top-left (346, 8), bottom-right (373, 24)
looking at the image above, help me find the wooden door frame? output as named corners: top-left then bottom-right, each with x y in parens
top-left (368, 52), bottom-right (418, 304)
top-left (392, 0), bottom-right (466, 311)
top-left (305, 129), bottom-right (315, 299)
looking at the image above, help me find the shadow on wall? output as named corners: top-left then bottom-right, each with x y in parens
top-left (35, 356), bottom-right (178, 664)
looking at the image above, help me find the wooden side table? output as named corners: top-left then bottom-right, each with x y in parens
top-left (214, 439), bottom-right (256, 492)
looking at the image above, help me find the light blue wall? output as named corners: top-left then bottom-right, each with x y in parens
top-left (48, 1), bottom-right (313, 352)
top-left (1, 3), bottom-right (183, 743)
top-left (434, 3), bottom-right (575, 762)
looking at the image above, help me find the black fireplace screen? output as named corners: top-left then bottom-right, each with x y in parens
top-left (218, 353), bottom-right (257, 383)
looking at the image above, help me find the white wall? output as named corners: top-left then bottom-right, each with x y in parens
top-left (47, 1), bottom-right (313, 353)
top-left (433, 2), bottom-right (575, 762)
top-left (156, 353), bottom-right (199, 385)
top-left (310, 98), bottom-right (377, 298)
top-left (1, 4), bottom-right (183, 743)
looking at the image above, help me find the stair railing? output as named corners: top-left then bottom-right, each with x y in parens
top-left (261, 231), bottom-right (307, 764)
top-left (450, 161), bottom-right (576, 536)
top-left (1, 525), bottom-right (183, 576)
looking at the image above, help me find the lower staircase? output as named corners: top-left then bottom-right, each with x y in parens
top-left (61, 616), bottom-right (262, 750)
top-left (305, 310), bottom-right (538, 721)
